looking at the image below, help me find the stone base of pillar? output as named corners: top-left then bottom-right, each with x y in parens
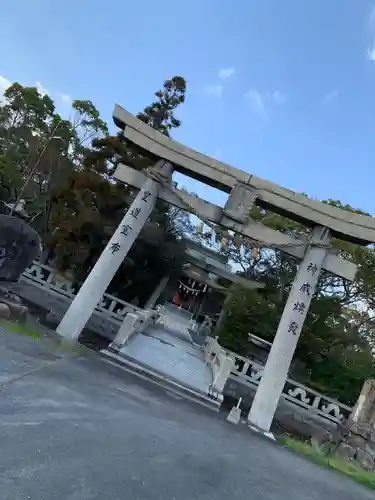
top-left (248, 423), bottom-right (276, 441)
top-left (56, 331), bottom-right (80, 346)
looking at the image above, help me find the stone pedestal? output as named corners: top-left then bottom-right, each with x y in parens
top-left (334, 380), bottom-right (375, 471)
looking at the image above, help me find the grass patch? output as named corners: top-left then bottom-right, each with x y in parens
top-left (0, 319), bottom-right (82, 355)
top-left (280, 436), bottom-right (375, 491)
top-left (0, 319), bottom-right (41, 340)
top-left (56, 341), bottom-right (82, 355)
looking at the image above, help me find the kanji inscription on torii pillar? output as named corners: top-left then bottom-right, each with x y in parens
top-left (247, 227), bottom-right (331, 434)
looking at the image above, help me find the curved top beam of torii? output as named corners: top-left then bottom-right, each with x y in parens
top-left (113, 104), bottom-right (375, 246)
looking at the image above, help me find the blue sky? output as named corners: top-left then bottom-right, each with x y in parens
top-left (1, 1), bottom-right (375, 212)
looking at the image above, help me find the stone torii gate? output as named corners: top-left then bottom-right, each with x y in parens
top-left (57, 104), bottom-right (375, 436)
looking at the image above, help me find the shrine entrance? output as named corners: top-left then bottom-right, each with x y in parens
top-left (56, 103), bottom-right (375, 437)
top-left (172, 266), bottom-right (210, 314)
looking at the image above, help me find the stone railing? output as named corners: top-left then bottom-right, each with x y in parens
top-left (227, 350), bottom-right (352, 425)
top-left (204, 337), bottom-right (235, 394)
top-left (155, 304), bottom-right (197, 340)
top-left (110, 309), bottom-right (160, 349)
top-left (21, 261), bottom-right (141, 321)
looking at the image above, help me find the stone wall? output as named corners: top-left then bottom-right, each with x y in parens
top-left (334, 380), bottom-right (375, 471)
top-left (336, 422), bottom-right (375, 471)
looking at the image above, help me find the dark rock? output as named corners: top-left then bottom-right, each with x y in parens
top-left (0, 303), bottom-right (11, 318)
top-left (311, 429), bottom-right (334, 454)
top-left (356, 449), bottom-right (374, 471)
top-left (347, 434), bottom-right (367, 449)
top-left (311, 428), bottom-right (332, 445)
top-left (0, 215), bottom-right (40, 283)
top-left (349, 422), bottom-right (371, 439)
top-left (365, 443), bottom-right (375, 460)
top-left (336, 443), bottom-right (356, 460)
top-left (338, 419), bottom-right (351, 437)
top-left (0, 215), bottom-right (41, 322)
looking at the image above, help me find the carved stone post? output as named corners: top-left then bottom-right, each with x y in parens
top-left (248, 226), bottom-right (331, 435)
top-left (57, 160), bottom-right (173, 342)
top-left (350, 379), bottom-right (375, 427)
top-left (214, 288), bottom-right (233, 336)
top-left (144, 275), bottom-right (170, 309)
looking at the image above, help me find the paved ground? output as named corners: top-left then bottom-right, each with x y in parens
top-left (0, 325), bottom-right (373, 499)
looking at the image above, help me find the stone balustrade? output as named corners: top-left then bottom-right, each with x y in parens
top-left (227, 350), bottom-right (352, 425)
top-left (204, 337), bottom-right (235, 394)
top-left (110, 309), bottom-right (160, 349)
top-left (22, 262), bottom-right (141, 321)
top-left (155, 304), bottom-right (197, 340)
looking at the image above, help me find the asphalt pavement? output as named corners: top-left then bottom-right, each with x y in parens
top-left (0, 324), bottom-right (373, 500)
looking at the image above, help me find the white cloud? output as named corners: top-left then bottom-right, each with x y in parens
top-left (204, 84), bottom-right (224, 97)
top-left (272, 90), bottom-right (286, 104)
top-left (36, 81), bottom-right (49, 96)
top-left (0, 75), bottom-right (72, 116)
top-left (320, 89), bottom-right (339, 105)
top-left (0, 75), bottom-right (11, 100)
top-left (204, 68), bottom-right (235, 97)
top-left (245, 89), bottom-right (268, 120)
top-left (368, 47), bottom-right (375, 61)
top-left (59, 93), bottom-right (72, 103)
top-left (218, 67), bottom-right (235, 80)
top-left (366, 7), bottom-right (375, 61)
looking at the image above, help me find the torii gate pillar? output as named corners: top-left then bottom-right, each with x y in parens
top-left (56, 160), bottom-right (173, 342)
top-left (247, 226), bottom-right (331, 436)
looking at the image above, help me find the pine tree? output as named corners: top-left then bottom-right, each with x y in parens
top-left (84, 76), bottom-right (187, 174)
top-left (137, 76), bottom-right (186, 136)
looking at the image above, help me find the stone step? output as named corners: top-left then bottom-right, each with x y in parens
top-left (100, 348), bottom-right (222, 412)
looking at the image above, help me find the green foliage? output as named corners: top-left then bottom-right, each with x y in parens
top-left (219, 202), bottom-right (375, 405)
top-left (0, 77), bottom-right (188, 306)
top-left (137, 76), bottom-right (186, 136)
top-left (0, 319), bottom-right (41, 340)
top-left (280, 436), bottom-right (375, 491)
top-left (85, 76), bottom-right (187, 175)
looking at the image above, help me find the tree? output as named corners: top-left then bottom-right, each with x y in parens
top-left (0, 77), bottom-right (190, 302)
top-left (0, 83), bottom-right (109, 242)
top-left (137, 76), bottom-right (186, 136)
top-left (218, 201), bottom-right (375, 405)
top-left (84, 76), bottom-right (187, 174)
top-left (49, 77), bottom-right (188, 303)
